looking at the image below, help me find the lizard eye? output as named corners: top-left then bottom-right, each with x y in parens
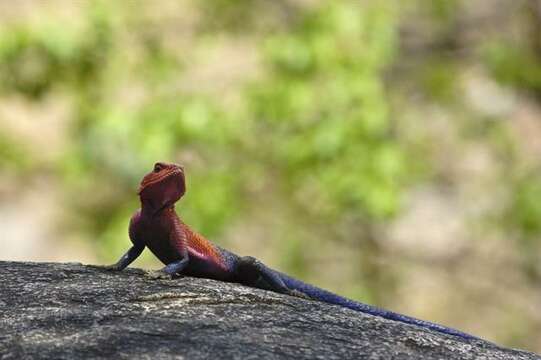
top-left (154, 163), bottom-right (163, 172)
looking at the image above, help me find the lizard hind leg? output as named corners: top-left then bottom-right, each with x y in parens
top-left (234, 256), bottom-right (290, 294)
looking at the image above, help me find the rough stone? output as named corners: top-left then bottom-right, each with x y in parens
top-left (0, 261), bottom-right (538, 359)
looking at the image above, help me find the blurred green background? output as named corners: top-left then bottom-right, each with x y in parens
top-left (1, 0), bottom-right (541, 350)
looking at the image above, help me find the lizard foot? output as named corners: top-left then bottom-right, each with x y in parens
top-left (144, 270), bottom-right (175, 280)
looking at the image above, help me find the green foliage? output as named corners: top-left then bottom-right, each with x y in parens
top-left (484, 43), bottom-right (541, 94)
top-left (507, 174), bottom-right (541, 240)
top-left (501, 170), bottom-right (541, 282)
top-left (0, 134), bottom-right (32, 171)
top-left (429, 0), bottom-right (458, 21)
top-left (421, 58), bottom-right (458, 102)
top-left (246, 2), bottom-right (406, 219)
top-left (197, 0), bottom-right (259, 32)
top-left (0, 7), bottom-right (111, 98)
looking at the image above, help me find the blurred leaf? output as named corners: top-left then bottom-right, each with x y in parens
top-left (484, 43), bottom-right (541, 94)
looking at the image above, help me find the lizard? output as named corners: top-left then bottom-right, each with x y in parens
top-left (103, 161), bottom-right (479, 341)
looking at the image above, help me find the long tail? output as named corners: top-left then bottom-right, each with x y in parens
top-left (279, 272), bottom-right (479, 341)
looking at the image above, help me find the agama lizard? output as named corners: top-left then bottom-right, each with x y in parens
top-left (104, 162), bottom-right (478, 341)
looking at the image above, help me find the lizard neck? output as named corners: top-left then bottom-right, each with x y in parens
top-left (140, 202), bottom-right (175, 218)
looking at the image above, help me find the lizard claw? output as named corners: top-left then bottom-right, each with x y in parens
top-left (145, 270), bottom-right (174, 280)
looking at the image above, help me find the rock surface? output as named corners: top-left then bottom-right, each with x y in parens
top-left (0, 261), bottom-right (538, 359)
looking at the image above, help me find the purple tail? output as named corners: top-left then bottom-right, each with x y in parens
top-left (280, 272), bottom-right (479, 341)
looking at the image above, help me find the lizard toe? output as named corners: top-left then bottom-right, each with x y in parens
top-left (145, 270), bottom-right (174, 280)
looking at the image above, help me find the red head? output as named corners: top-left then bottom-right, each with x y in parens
top-left (138, 162), bottom-right (186, 214)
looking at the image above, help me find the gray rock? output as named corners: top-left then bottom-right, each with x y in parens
top-left (0, 261), bottom-right (538, 359)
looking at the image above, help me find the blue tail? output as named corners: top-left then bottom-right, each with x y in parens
top-left (280, 273), bottom-right (479, 341)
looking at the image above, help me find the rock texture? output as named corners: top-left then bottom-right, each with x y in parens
top-left (0, 261), bottom-right (538, 359)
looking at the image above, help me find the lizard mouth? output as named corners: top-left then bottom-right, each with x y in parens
top-left (138, 167), bottom-right (184, 194)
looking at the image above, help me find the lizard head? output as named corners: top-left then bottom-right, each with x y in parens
top-left (138, 162), bottom-right (186, 213)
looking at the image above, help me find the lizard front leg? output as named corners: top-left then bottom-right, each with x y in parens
top-left (91, 221), bottom-right (145, 272)
top-left (106, 244), bottom-right (145, 271)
